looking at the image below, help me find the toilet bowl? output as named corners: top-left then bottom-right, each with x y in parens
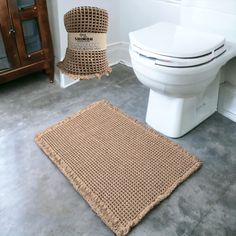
top-left (129, 22), bottom-right (236, 138)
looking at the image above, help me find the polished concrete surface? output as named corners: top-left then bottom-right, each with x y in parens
top-left (0, 64), bottom-right (236, 236)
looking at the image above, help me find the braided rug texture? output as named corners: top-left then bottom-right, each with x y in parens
top-left (35, 100), bottom-right (202, 236)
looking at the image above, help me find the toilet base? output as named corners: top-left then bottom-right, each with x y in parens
top-left (146, 78), bottom-right (220, 138)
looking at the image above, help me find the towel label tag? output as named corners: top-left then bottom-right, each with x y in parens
top-left (68, 33), bottom-right (107, 50)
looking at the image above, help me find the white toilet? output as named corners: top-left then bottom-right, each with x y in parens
top-left (129, 0), bottom-right (236, 138)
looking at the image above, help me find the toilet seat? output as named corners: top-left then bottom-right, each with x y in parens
top-left (129, 22), bottom-right (226, 68)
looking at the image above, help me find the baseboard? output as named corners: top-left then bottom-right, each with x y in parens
top-left (107, 42), bottom-right (122, 66)
top-left (218, 109), bottom-right (236, 122)
top-left (107, 41), bottom-right (131, 67)
top-left (218, 83), bottom-right (236, 122)
top-left (53, 58), bottom-right (80, 88)
top-left (54, 41), bottom-right (132, 88)
top-left (117, 42), bottom-right (132, 67)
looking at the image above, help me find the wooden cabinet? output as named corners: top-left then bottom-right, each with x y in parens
top-left (0, 0), bottom-right (54, 84)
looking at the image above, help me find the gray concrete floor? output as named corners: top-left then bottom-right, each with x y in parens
top-left (0, 64), bottom-right (236, 236)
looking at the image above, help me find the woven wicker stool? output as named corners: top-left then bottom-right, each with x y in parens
top-left (58, 6), bottom-right (112, 80)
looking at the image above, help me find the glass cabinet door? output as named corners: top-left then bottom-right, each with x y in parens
top-left (16, 0), bottom-right (35, 9)
top-left (0, 30), bottom-right (10, 71)
top-left (22, 19), bottom-right (42, 54)
top-left (9, 0), bottom-right (45, 64)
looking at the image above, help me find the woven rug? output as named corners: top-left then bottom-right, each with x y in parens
top-left (35, 100), bottom-right (202, 236)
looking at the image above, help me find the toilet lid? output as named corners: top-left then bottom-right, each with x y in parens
top-left (129, 22), bottom-right (226, 67)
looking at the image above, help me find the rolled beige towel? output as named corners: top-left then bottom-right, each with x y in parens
top-left (57, 6), bottom-right (112, 80)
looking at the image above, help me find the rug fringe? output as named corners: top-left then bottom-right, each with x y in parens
top-left (57, 63), bottom-right (112, 80)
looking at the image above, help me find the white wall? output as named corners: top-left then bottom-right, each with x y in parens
top-left (119, 0), bottom-right (181, 42)
top-left (46, 0), bottom-right (61, 59)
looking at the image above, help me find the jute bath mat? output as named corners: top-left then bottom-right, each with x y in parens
top-left (35, 100), bottom-right (202, 236)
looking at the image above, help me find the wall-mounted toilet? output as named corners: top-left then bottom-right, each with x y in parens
top-left (129, 0), bottom-right (236, 138)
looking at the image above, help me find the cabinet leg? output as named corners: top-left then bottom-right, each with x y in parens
top-left (45, 67), bottom-right (54, 83)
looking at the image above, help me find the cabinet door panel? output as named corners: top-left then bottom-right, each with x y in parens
top-left (16, 0), bottom-right (35, 9)
top-left (0, 29), bottom-right (11, 71)
top-left (0, 0), bottom-right (20, 73)
top-left (22, 18), bottom-right (42, 54)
